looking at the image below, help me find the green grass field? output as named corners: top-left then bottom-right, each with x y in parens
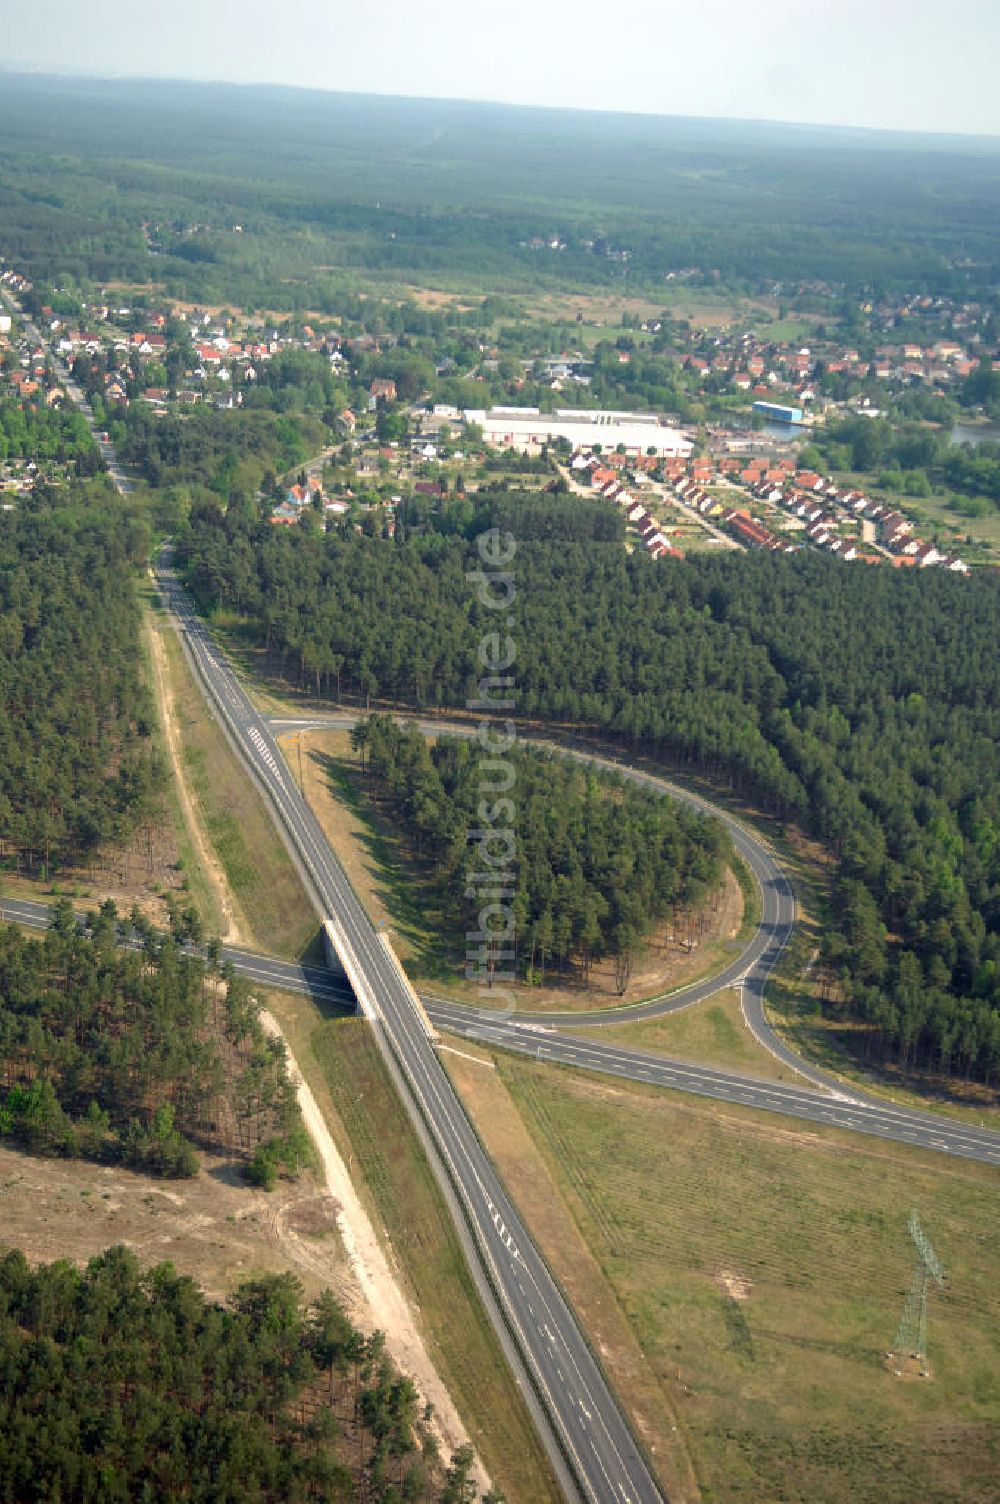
top-left (753, 316), bottom-right (816, 343)
top-left (499, 1058), bottom-right (1000, 1504)
top-left (832, 472), bottom-right (1000, 558)
top-left (907, 492), bottom-right (1000, 553)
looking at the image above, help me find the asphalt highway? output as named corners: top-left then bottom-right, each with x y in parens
top-left (153, 561), bottom-right (663, 1504)
top-left (425, 1001), bottom-right (1000, 1167)
top-left (7, 890), bottom-right (997, 1171)
top-left (272, 715), bottom-right (830, 1082)
top-left (8, 353), bottom-right (997, 1495)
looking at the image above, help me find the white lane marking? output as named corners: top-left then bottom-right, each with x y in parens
top-left (165, 569), bottom-right (998, 1499)
top-left (436, 1043), bottom-right (496, 1070)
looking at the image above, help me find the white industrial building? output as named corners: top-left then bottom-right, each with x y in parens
top-left (464, 406), bottom-right (692, 458)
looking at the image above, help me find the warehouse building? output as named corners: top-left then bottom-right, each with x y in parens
top-left (464, 406), bottom-right (692, 458)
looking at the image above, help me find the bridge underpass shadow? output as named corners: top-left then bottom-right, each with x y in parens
top-left (298, 960), bottom-right (358, 1020)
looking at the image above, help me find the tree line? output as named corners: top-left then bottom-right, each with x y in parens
top-left (0, 903), bottom-right (309, 1182)
top-left (179, 498), bottom-right (1000, 1082)
top-left (810, 414), bottom-right (1000, 512)
top-left (353, 717), bottom-right (728, 989)
top-left (394, 489), bottom-right (623, 547)
top-left (0, 1246), bottom-right (494, 1502)
top-left (116, 404), bottom-right (325, 496)
top-left (0, 493), bottom-right (163, 874)
top-left (4, 75), bottom-right (999, 303)
top-left (0, 398), bottom-right (98, 468)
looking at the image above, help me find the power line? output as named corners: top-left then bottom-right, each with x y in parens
top-left (890, 1211), bottom-right (945, 1376)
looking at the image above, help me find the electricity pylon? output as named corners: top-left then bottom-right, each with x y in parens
top-left (893, 1212), bottom-right (945, 1364)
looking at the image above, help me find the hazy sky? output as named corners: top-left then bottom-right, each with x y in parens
top-left (4, 0), bottom-right (999, 138)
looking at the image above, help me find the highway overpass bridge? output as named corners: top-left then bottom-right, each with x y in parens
top-left (32, 294), bottom-right (998, 1504)
top-left (155, 558), bottom-right (663, 1504)
top-left (5, 893), bottom-right (998, 1170)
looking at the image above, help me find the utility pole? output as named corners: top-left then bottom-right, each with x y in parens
top-left (888, 1212), bottom-right (945, 1377)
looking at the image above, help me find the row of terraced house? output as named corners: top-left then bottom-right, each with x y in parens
top-left (743, 467), bottom-right (970, 573)
top-left (572, 450), bottom-right (684, 561)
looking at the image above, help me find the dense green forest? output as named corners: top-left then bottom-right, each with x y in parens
top-left (0, 906), bottom-right (308, 1181)
top-left (114, 404), bottom-right (325, 495)
top-left (394, 489), bottom-right (625, 547)
top-left (354, 716), bottom-right (728, 987)
top-left (0, 1246), bottom-right (488, 1502)
top-left (0, 399), bottom-right (98, 468)
top-left (1, 75), bottom-right (999, 302)
top-left (179, 499), bottom-right (1000, 1082)
top-left (0, 490), bottom-right (162, 872)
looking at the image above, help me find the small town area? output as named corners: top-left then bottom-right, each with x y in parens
top-left (2, 259), bottom-right (998, 572)
top-left (0, 59), bottom-right (999, 1504)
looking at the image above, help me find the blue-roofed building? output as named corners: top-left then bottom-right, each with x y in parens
top-left (752, 400), bottom-right (804, 424)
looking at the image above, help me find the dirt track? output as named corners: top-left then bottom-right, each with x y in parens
top-left (260, 1010), bottom-right (487, 1486)
top-left (146, 612), bottom-right (246, 945)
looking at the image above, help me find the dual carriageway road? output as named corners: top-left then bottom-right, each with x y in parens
top-left (4, 566), bottom-right (997, 1504)
top-left (4, 345), bottom-right (995, 1496)
top-left (154, 559), bottom-right (665, 1504)
top-left (7, 888), bottom-right (998, 1167)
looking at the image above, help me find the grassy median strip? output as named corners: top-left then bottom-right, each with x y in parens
top-left (267, 993), bottom-right (563, 1504)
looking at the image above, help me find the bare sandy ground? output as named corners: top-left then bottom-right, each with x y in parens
top-left (260, 1010), bottom-right (488, 1486)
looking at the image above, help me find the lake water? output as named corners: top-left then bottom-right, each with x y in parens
top-left (950, 422), bottom-right (1000, 448)
top-left (760, 421), bottom-right (807, 442)
top-left (729, 418), bottom-right (806, 444)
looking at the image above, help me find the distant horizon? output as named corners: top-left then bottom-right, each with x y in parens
top-left (2, 0), bottom-right (999, 140)
top-left (2, 65), bottom-right (1000, 150)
